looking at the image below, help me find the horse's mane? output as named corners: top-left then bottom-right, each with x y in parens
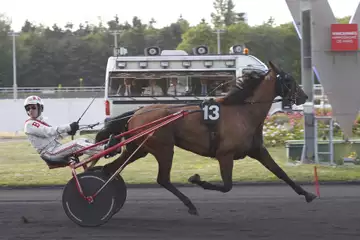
top-left (217, 68), bottom-right (267, 105)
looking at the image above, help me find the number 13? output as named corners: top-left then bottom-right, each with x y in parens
top-left (203, 104), bottom-right (220, 120)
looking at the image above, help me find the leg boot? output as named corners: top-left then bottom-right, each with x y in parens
top-left (104, 134), bottom-right (121, 158)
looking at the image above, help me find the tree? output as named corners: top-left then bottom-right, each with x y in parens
top-left (177, 22), bottom-right (217, 53)
top-left (107, 14), bottom-right (120, 30)
top-left (177, 15), bottom-right (190, 33)
top-left (211, 0), bottom-right (247, 27)
top-left (223, 0), bottom-right (236, 26)
top-left (148, 18), bottom-right (156, 29)
top-left (211, 0), bottom-right (226, 28)
top-left (236, 12), bottom-right (247, 23)
top-left (0, 14), bottom-right (12, 87)
top-left (0, 12), bottom-right (327, 87)
top-left (21, 20), bottom-right (36, 33)
top-left (337, 16), bottom-right (351, 24)
top-left (266, 17), bottom-right (275, 26)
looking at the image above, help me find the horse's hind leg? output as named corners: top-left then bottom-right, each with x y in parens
top-left (248, 146), bottom-right (317, 203)
top-left (188, 153), bottom-right (233, 193)
top-left (154, 147), bottom-right (199, 216)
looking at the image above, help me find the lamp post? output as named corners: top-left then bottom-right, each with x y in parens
top-left (109, 30), bottom-right (123, 56)
top-left (7, 31), bottom-right (19, 100)
top-left (213, 29), bottom-right (225, 54)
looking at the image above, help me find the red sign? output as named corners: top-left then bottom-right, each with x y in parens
top-left (331, 24), bottom-right (358, 51)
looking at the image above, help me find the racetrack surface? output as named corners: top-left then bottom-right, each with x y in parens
top-left (0, 185), bottom-right (359, 240)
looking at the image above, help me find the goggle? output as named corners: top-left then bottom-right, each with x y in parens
top-left (25, 105), bottom-right (37, 111)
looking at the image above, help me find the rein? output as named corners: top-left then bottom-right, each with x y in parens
top-left (244, 98), bottom-right (284, 105)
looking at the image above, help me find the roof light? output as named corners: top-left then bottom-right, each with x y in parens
top-left (225, 60), bottom-right (235, 67)
top-left (160, 61), bottom-right (169, 68)
top-left (182, 61), bottom-right (191, 68)
top-left (117, 61), bottom-right (126, 68)
top-left (204, 60), bottom-right (213, 68)
top-left (139, 61), bottom-right (147, 68)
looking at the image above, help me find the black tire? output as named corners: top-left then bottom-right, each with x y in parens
top-left (86, 166), bottom-right (127, 215)
top-left (62, 171), bottom-right (116, 227)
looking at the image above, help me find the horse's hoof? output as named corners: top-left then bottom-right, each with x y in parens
top-left (188, 174), bottom-right (201, 184)
top-left (305, 192), bottom-right (317, 203)
top-left (188, 208), bottom-right (199, 216)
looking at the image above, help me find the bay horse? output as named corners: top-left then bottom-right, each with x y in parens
top-left (94, 61), bottom-right (317, 215)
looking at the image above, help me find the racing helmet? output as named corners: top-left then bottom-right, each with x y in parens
top-left (24, 95), bottom-right (44, 117)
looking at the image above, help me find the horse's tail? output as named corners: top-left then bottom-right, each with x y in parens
top-left (94, 109), bottom-right (136, 143)
top-left (97, 108), bottom-right (149, 161)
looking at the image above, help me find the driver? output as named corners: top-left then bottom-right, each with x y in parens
top-left (23, 95), bottom-right (120, 167)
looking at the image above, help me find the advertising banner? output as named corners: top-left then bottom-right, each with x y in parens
top-left (331, 24), bottom-right (358, 51)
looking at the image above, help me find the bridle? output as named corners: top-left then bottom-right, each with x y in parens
top-left (275, 70), bottom-right (300, 106)
top-left (242, 68), bottom-right (300, 105)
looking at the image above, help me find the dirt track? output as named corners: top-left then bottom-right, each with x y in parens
top-left (0, 184), bottom-right (360, 240)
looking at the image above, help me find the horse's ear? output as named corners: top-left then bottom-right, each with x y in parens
top-left (268, 61), bottom-right (280, 73)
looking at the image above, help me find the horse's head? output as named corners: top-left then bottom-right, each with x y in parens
top-left (268, 61), bottom-right (308, 105)
top-left (218, 67), bottom-right (267, 105)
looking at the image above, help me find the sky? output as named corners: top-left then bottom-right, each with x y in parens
top-left (1, 0), bottom-right (360, 31)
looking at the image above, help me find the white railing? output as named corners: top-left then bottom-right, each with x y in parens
top-left (0, 86), bottom-right (105, 93)
top-left (0, 84), bottom-right (329, 105)
top-left (0, 84), bottom-right (325, 94)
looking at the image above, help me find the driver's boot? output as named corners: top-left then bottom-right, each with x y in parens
top-left (104, 134), bottom-right (121, 158)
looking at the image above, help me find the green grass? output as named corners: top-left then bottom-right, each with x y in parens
top-left (0, 137), bottom-right (360, 187)
top-left (0, 132), bottom-right (26, 139)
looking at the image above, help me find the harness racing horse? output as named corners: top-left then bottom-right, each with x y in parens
top-left (94, 61), bottom-right (317, 215)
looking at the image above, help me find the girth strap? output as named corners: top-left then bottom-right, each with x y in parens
top-left (207, 123), bottom-right (219, 158)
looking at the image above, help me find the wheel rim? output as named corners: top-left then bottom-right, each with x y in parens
top-left (62, 171), bottom-right (117, 227)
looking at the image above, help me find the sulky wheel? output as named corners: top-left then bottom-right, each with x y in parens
top-left (62, 171), bottom-right (117, 227)
top-left (86, 166), bottom-right (127, 215)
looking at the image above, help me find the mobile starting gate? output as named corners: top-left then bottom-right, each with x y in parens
top-left (103, 44), bottom-right (270, 121)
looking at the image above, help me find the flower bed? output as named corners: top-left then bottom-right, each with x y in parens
top-left (263, 108), bottom-right (360, 147)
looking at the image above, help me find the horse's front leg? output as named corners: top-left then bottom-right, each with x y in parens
top-left (153, 146), bottom-right (199, 216)
top-left (248, 146), bottom-right (317, 203)
top-left (188, 153), bottom-right (233, 193)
